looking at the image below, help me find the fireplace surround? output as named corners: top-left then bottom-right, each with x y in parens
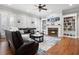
top-left (48, 28), bottom-right (58, 37)
top-left (45, 25), bottom-right (62, 37)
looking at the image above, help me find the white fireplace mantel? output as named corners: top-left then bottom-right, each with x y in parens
top-left (45, 25), bottom-right (62, 37)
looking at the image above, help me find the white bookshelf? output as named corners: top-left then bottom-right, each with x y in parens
top-left (63, 13), bottom-right (77, 38)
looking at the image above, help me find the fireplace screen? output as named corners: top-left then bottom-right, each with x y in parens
top-left (48, 28), bottom-right (58, 37)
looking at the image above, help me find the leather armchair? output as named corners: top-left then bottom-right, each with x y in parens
top-left (5, 30), bottom-right (39, 55)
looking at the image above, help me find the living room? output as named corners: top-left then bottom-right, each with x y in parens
top-left (0, 4), bottom-right (79, 55)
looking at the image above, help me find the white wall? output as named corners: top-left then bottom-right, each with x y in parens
top-left (0, 14), bottom-right (1, 38)
top-left (14, 14), bottom-right (27, 28)
top-left (0, 7), bottom-right (39, 38)
top-left (0, 10), bottom-right (9, 37)
top-left (77, 14), bottom-right (79, 38)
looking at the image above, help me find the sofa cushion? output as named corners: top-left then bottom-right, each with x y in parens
top-left (19, 30), bottom-right (24, 34)
top-left (22, 34), bottom-right (34, 42)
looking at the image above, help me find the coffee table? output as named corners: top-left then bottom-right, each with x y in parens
top-left (31, 34), bottom-right (44, 43)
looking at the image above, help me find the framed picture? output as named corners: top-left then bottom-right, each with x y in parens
top-left (47, 16), bottom-right (60, 22)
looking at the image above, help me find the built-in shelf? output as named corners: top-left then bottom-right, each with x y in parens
top-left (63, 13), bottom-right (77, 38)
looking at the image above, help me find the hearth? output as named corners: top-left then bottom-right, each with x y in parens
top-left (48, 28), bottom-right (58, 37)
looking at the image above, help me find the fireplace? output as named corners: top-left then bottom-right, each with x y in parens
top-left (48, 28), bottom-right (58, 37)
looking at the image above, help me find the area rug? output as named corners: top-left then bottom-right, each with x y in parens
top-left (36, 48), bottom-right (48, 55)
top-left (39, 35), bottom-right (61, 51)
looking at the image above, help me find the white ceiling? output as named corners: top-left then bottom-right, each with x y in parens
top-left (3, 4), bottom-right (79, 18)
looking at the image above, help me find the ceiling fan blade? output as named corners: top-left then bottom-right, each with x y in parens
top-left (41, 7), bottom-right (47, 10)
top-left (42, 4), bottom-right (46, 7)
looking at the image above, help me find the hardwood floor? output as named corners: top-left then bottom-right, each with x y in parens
top-left (47, 37), bottom-right (79, 55)
top-left (0, 39), bottom-right (14, 55)
top-left (0, 37), bottom-right (79, 55)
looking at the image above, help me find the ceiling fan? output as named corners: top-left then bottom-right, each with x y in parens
top-left (34, 4), bottom-right (47, 12)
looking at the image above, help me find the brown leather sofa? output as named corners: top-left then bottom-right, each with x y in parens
top-left (5, 30), bottom-right (39, 55)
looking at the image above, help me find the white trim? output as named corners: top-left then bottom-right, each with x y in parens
top-left (46, 25), bottom-right (62, 37)
top-left (63, 35), bottom-right (77, 39)
top-left (63, 13), bottom-right (77, 18)
top-left (63, 13), bottom-right (78, 38)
